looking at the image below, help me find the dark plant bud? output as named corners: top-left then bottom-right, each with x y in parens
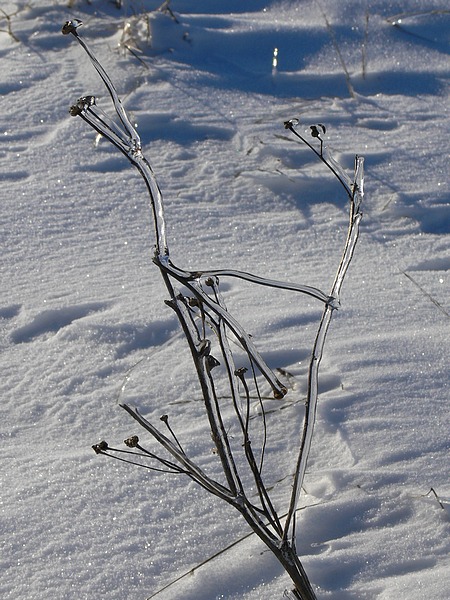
top-left (69, 104), bottom-right (82, 117)
top-left (69, 96), bottom-right (96, 117)
top-left (273, 386), bottom-right (288, 399)
top-left (81, 95), bottom-right (96, 107)
top-left (160, 414), bottom-right (169, 423)
top-left (197, 339), bottom-right (211, 357)
top-left (62, 20), bottom-right (83, 35)
top-left (206, 355), bottom-right (220, 369)
top-left (234, 367), bottom-right (248, 377)
top-left (204, 277), bottom-right (215, 287)
top-left (284, 118), bottom-right (299, 129)
top-left (124, 435), bottom-right (139, 448)
top-left (310, 124), bottom-right (326, 138)
top-left (92, 440), bottom-right (108, 454)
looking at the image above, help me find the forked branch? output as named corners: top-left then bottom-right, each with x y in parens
top-left (63, 20), bottom-right (363, 600)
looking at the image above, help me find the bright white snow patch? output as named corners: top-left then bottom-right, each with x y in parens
top-left (1, 1), bottom-right (449, 599)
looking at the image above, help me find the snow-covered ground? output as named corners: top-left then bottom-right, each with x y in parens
top-left (1, 1), bottom-right (449, 599)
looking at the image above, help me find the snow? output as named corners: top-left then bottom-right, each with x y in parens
top-left (1, 1), bottom-right (449, 599)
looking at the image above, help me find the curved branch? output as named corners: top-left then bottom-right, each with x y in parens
top-left (283, 156), bottom-right (364, 545)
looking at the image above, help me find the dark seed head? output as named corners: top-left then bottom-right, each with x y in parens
top-left (62, 19), bottom-right (83, 35)
top-left (124, 436), bottom-right (139, 448)
top-left (92, 440), bottom-right (109, 454)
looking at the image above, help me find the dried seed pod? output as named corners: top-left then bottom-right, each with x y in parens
top-left (69, 104), bottom-right (82, 117)
top-left (234, 367), bottom-right (248, 377)
top-left (92, 440), bottom-right (108, 454)
top-left (197, 339), bottom-right (211, 357)
top-left (69, 95), bottom-right (96, 117)
top-left (310, 124), bottom-right (326, 138)
top-left (124, 436), bottom-right (139, 448)
top-left (284, 118), bottom-right (299, 129)
top-left (62, 20), bottom-right (83, 35)
top-left (206, 355), bottom-right (220, 369)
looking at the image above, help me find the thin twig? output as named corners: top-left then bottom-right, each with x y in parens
top-left (361, 7), bottom-right (369, 79)
top-left (402, 271), bottom-right (450, 318)
top-left (145, 501), bottom-right (321, 600)
top-left (314, 0), bottom-right (356, 98)
top-left (424, 487), bottom-right (445, 510)
top-left (0, 8), bottom-right (21, 43)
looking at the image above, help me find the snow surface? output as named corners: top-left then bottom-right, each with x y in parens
top-left (1, 1), bottom-right (449, 599)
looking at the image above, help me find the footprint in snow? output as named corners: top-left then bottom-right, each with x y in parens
top-left (10, 302), bottom-right (109, 344)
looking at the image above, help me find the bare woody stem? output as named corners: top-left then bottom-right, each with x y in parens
top-left (283, 155), bottom-right (364, 546)
top-left (63, 20), bottom-right (363, 600)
